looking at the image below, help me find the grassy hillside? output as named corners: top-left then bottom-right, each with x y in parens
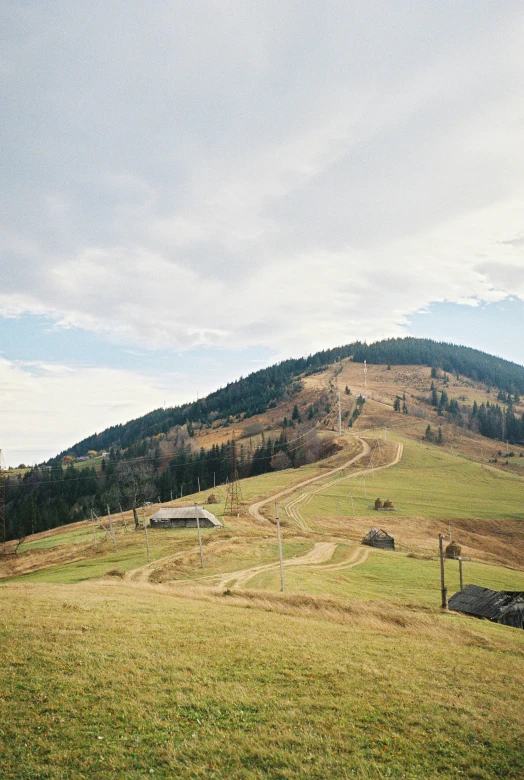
top-left (2, 351), bottom-right (524, 778)
top-left (1, 581), bottom-right (523, 779)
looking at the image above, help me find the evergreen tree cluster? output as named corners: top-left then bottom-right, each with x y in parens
top-left (52, 346), bottom-right (356, 461)
top-left (3, 425), bottom-right (331, 542)
top-left (352, 338), bottom-right (524, 395)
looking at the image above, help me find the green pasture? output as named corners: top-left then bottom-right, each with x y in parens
top-left (0, 582), bottom-right (522, 779)
top-left (297, 435), bottom-right (524, 524)
top-left (20, 526), bottom-right (96, 551)
top-left (7, 527), bottom-right (218, 585)
top-left (7, 527), bottom-right (313, 586)
top-left (246, 546), bottom-right (524, 606)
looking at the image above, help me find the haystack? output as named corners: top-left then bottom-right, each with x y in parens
top-left (445, 540), bottom-right (462, 559)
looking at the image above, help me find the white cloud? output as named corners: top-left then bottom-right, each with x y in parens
top-left (1, 3), bottom-right (524, 364)
top-left (0, 358), bottom-right (175, 466)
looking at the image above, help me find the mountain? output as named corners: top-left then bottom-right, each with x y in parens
top-left (53, 337), bottom-right (524, 459)
top-left (3, 337), bottom-right (524, 541)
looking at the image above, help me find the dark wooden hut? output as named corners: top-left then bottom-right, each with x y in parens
top-left (448, 584), bottom-right (524, 629)
top-left (362, 528), bottom-right (395, 550)
top-left (149, 506), bottom-right (222, 529)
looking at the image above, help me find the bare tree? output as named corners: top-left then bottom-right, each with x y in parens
top-left (117, 463), bottom-right (155, 528)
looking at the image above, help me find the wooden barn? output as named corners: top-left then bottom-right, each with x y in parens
top-left (362, 528), bottom-right (395, 550)
top-left (448, 584), bottom-right (524, 629)
top-left (149, 506), bottom-right (222, 529)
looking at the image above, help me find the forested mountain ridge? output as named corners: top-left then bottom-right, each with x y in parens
top-left (54, 337), bottom-right (524, 461)
top-left (351, 338), bottom-right (524, 394)
top-left (3, 337), bottom-right (524, 543)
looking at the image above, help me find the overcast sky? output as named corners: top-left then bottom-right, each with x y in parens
top-left (1, 1), bottom-right (524, 466)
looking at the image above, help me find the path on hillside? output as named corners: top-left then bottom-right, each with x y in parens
top-left (284, 439), bottom-right (403, 530)
top-left (164, 539), bottom-right (371, 591)
top-left (125, 437), bottom-right (402, 587)
top-left (248, 437), bottom-right (371, 523)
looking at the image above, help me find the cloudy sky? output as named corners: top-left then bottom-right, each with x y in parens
top-left (1, 1), bottom-right (524, 466)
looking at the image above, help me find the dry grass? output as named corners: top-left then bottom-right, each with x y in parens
top-left (0, 580), bottom-right (523, 779)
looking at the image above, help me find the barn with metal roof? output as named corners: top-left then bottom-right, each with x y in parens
top-left (448, 584), bottom-right (524, 629)
top-left (149, 506), bottom-right (222, 529)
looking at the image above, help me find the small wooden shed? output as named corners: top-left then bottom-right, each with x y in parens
top-left (149, 506), bottom-right (222, 529)
top-left (448, 585), bottom-right (524, 629)
top-left (362, 528), bottom-right (395, 550)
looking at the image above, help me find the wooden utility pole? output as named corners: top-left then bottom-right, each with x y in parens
top-left (119, 504), bottom-right (128, 532)
top-left (106, 505), bottom-right (117, 551)
top-left (275, 503), bottom-right (285, 592)
top-left (90, 509), bottom-right (97, 545)
top-left (197, 477), bottom-right (201, 493)
top-left (439, 533), bottom-right (448, 609)
top-left (458, 556), bottom-right (464, 591)
top-left (194, 502), bottom-right (204, 569)
top-left (141, 506), bottom-right (150, 560)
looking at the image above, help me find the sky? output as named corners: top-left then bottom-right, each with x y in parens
top-left (1, 1), bottom-right (524, 466)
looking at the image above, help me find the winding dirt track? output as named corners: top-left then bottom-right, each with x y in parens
top-left (125, 436), bottom-right (403, 588)
top-left (248, 437), bottom-right (371, 523)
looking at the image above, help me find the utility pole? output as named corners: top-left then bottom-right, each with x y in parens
top-left (119, 504), bottom-right (128, 533)
top-left (107, 505), bottom-right (117, 551)
top-left (194, 502), bottom-right (204, 569)
top-left (364, 359), bottom-right (367, 387)
top-left (90, 509), bottom-right (97, 545)
top-left (439, 533), bottom-right (448, 609)
top-left (197, 477), bottom-right (201, 493)
top-left (275, 503), bottom-right (285, 592)
top-left (225, 432), bottom-right (242, 516)
top-left (141, 507), bottom-right (150, 560)
top-left (458, 556), bottom-right (464, 591)
top-left (337, 390), bottom-right (342, 436)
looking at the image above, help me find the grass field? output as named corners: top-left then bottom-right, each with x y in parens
top-left (2, 413), bottom-right (524, 778)
top-left (0, 582), bottom-right (522, 779)
top-left (298, 435), bottom-right (524, 525)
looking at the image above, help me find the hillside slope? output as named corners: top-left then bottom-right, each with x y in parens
top-left (3, 338), bottom-right (524, 542)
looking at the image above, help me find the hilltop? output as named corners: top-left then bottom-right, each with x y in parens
top-left (1, 336), bottom-right (524, 778)
top-left (3, 337), bottom-right (524, 543)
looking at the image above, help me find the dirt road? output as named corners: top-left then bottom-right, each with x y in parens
top-left (248, 437), bottom-right (371, 523)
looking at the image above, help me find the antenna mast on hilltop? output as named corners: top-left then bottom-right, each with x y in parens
top-left (0, 450), bottom-right (6, 552)
top-left (224, 432), bottom-right (243, 517)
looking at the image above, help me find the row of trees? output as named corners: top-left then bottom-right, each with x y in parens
top-left (3, 421), bottom-right (334, 542)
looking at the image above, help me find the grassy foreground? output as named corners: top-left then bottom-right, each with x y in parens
top-left (1, 582), bottom-right (523, 780)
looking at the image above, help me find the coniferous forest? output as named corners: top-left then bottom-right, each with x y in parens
top-left (3, 337), bottom-right (524, 542)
